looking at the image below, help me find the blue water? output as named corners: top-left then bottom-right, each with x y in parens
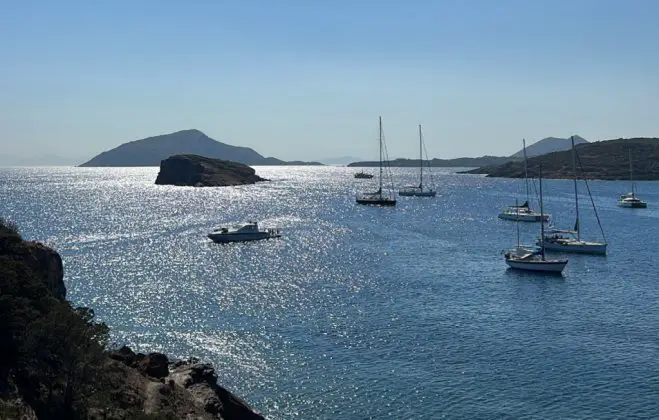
top-left (1, 166), bottom-right (659, 419)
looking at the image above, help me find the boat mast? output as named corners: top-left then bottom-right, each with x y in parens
top-left (515, 198), bottom-right (520, 249)
top-left (539, 165), bottom-right (546, 261)
top-left (571, 136), bottom-right (580, 240)
top-left (379, 116), bottom-right (383, 198)
top-left (419, 124), bottom-right (423, 190)
top-left (523, 138), bottom-right (530, 205)
top-left (629, 148), bottom-right (635, 197)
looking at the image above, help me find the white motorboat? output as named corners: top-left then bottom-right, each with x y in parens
top-left (505, 169), bottom-right (568, 274)
top-left (356, 117), bottom-right (397, 206)
top-left (538, 136), bottom-right (607, 255)
top-left (207, 222), bottom-right (281, 243)
top-left (617, 149), bottom-right (647, 208)
top-left (498, 139), bottom-right (548, 222)
top-left (398, 125), bottom-right (437, 197)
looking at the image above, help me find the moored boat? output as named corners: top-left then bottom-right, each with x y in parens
top-left (207, 222), bottom-right (281, 243)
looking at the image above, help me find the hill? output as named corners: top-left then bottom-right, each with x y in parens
top-left (509, 135), bottom-right (588, 158)
top-left (79, 129), bottom-right (322, 167)
top-left (462, 138), bottom-right (659, 180)
top-left (347, 155), bottom-right (512, 168)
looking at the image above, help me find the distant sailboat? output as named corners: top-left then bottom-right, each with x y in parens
top-left (499, 139), bottom-right (549, 222)
top-left (618, 149), bottom-right (647, 208)
top-left (540, 136), bottom-right (607, 255)
top-left (505, 167), bottom-right (568, 273)
top-left (398, 125), bottom-right (436, 197)
top-left (356, 117), bottom-right (396, 206)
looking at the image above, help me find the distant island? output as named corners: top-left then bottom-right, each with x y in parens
top-left (155, 154), bottom-right (267, 187)
top-left (347, 135), bottom-right (589, 168)
top-left (347, 156), bottom-right (512, 168)
top-left (79, 129), bottom-right (323, 167)
top-left (462, 137), bottom-right (659, 180)
top-left (509, 135), bottom-right (588, 158)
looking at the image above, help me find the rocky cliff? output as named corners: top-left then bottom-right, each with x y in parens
top-left (0, 218), bottom-right (265, 419)
top-left (155, 154), bottom-right (268, 187)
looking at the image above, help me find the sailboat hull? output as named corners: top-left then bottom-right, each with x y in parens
top-left (617, 200), bottom-right (647, 208)
top-left (356, 198), bottom-right (397, 206)
top-left (498, 212), bottom-right (549, 222)
top-left (505, 257), bottom-right (567, 273)
top-left (398, 190), bottom-right (436, 197)
top-left (540, 239), bottom-right (607, 255)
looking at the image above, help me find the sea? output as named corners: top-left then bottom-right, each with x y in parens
top-left (1, 166), bottom-right (658, 419)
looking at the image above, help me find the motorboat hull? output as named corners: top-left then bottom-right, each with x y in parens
top-left (540, 239), bottom-right (607, 255)
top-left (207, 232), bottom-right (280, 243)
top-left (505, 256), bottom-right (567, 273)
top-left (356, 198), bottom-right (397, 206)
top-left (498, 212), bottom-right (549, 222)
top-left (398, 190), bottom-right (437, 197)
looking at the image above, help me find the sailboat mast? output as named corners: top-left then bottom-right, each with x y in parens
top-left (419, 124), bottom-right (423, 189)
top-left (379, 116), bottom-right (383, 198)
top-left (571, 136), bottom-right (580, 240)
top-left (523, 138), bottom-right (530, 205)
top-left (515, 198), bottom-right (520, 248)
top-left (539, 165), bottom-right (546, 261)
top-left (629, 148), bottom-right (635, 197)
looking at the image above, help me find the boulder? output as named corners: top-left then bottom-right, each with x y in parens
top-left (137, 353), bottom-right (170, 379)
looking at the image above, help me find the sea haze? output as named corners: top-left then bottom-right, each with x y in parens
top-left (1, 166), bottom-right (658, 419)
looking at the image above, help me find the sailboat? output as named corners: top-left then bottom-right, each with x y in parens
top-left (356, 117), bottom-right (397, 206)
top-left (618, 149), bottom-right (647, 208)
top-left (539, 136), bottom-right (607, 255)
top-left (499, 139), bottom-right (550, 222)
top-left (398, 125), bottom-right (436, 197)
top-left (505, 166), bottom-right (568, 273)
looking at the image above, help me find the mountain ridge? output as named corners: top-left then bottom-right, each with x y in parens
top-left (79, 129), bottom-right (322, 167)
top-left (510, 135), bottom-right (588, 158)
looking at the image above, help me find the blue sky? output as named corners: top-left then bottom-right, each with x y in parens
top-left (1, 0), bottom-right (658, 162)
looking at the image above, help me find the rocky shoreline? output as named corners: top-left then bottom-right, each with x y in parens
top-left (0, 219), bottom-right (265, 419)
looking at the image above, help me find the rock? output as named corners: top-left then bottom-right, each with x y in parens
top-left (8, 240), bottom-right (66, 300)
top-left (155, 154), bottom-right (268, 187)
top-left (109, 346), bottom-right (138, 366)
top-left (137, 353), bottom-right (170, 379)
top-left (168, 361), bottom-right (265, 420)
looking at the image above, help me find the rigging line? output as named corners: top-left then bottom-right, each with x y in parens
top-left (381, 131), bottom-right (396, 195)
top-left (574, 146), bottom-right (607, 243)
top-left (421, 138), bottom-right (435, 185)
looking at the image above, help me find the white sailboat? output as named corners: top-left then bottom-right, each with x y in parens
top-left (399, 125), bottom-right (436, 197)
top-left (539, 136), bottom-right (607, 255)
top-left (498, 139), bottom-right (549, 222)
top-left (505, 167), bottom-right (568, 273)
top-left (356, 117), bottom-right (397, 206)
top-left (618, 149), bottom-right (647, 208)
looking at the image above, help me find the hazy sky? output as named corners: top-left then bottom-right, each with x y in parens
top-left (1, 0), bottom-right (658, 161)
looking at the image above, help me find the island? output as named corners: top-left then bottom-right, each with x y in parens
top-left (0, 218), bottom-right (265, 419)
top-left (79, 129), bottom-right (323, 167)
top-left (155, 154), bottom-right (268, 187)
top-left (347, 156), bottom-right (513, 168)
top-left (461, 137), bottom-right (659, 180)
